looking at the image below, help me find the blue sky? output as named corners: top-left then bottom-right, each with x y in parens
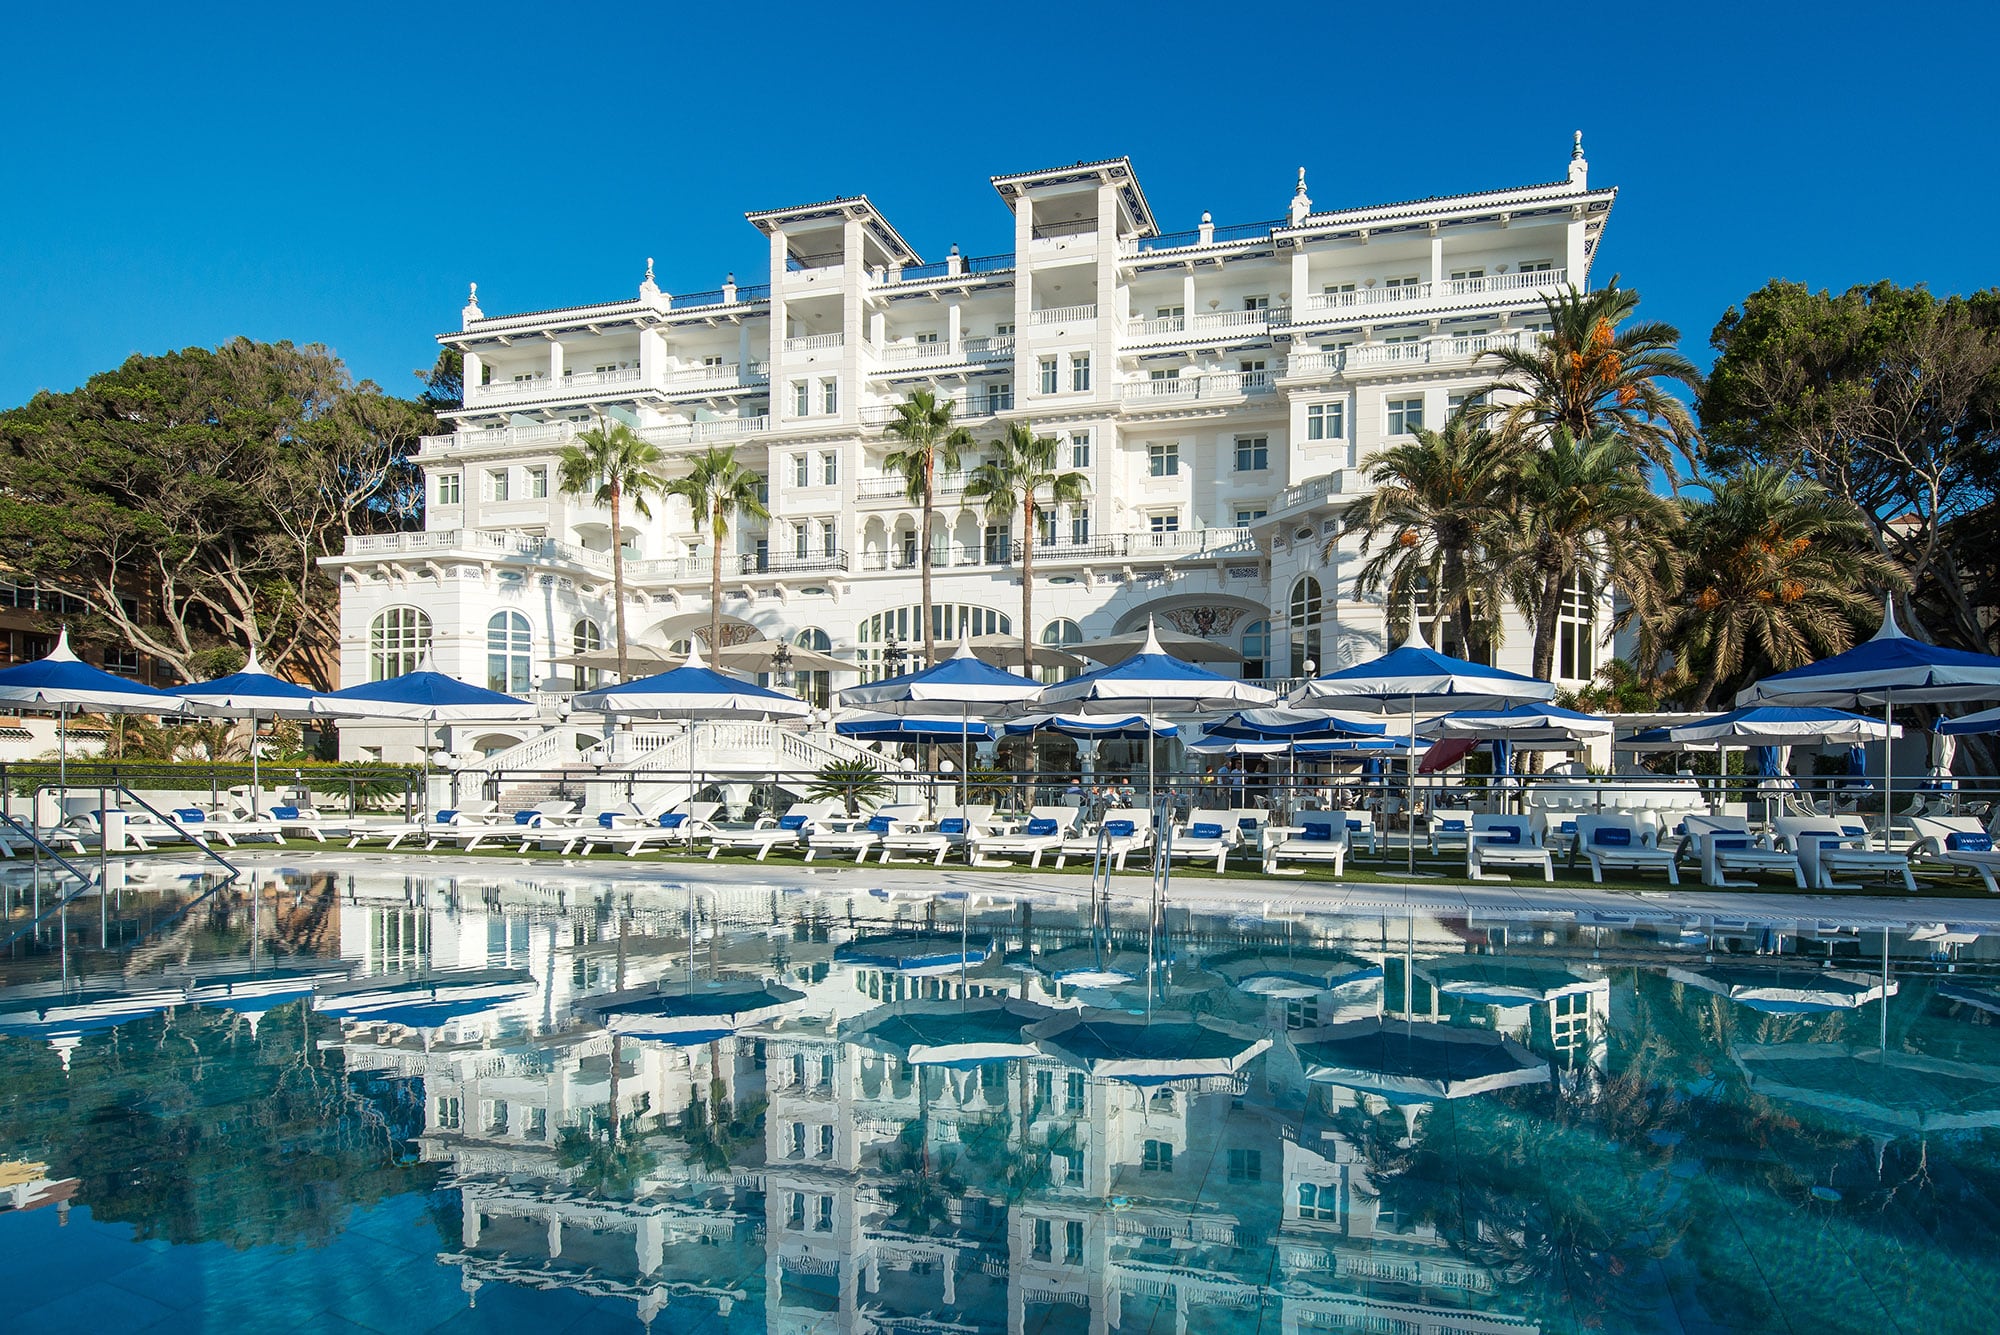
top-left (2, 1), bottom-right (1993, 410)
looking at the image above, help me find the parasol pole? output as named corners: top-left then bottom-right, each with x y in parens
top-left (1882, 690), bottom-right (1895, 853)
top-left (1408, 691), bottom-right (1418, 875)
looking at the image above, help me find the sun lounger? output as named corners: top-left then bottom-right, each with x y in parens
top-left (1775, 817), bottom-right (1917, 892)
top-left (560, 801), bottom-right (722, 856)
top-left (259, 802), bottom-right (358, 843)
top-left (1427, 809), bottom-right (1474, 856)
top-left (435, 800), bottom-right (578, 851)
top-left (1467, 814), bottom-right (1553, 882)
top-left (1167, 813), bottom-right (1238, 873)
top-left (1052, 810), bottom-right (1154, 870)
top-left (878, 806), bottom-right (994, 866)
top-left (1263, 816), bottom-right (1348, 877)
top-left (1574, 814), bottom-right (1678, 886)
top-left (968, 806), bottom-right (1077, 869)
top-left (1679, 814), bottom-right (1805, 888)
top-left (1332, 809), bottom-right (1378, 856)
top-left (707, 802), bottom-right (836, 861)
top-left (1908, 816), bottom-right (2000, 893)
top-left (806, 805), bottom-right (925, 863)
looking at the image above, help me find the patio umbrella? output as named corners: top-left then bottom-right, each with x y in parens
top-left (550, 644), bottom-right (681, 677)
top-left (573, 642), bottom-right (812, 815)
top-left (588, 980), bottom-right (805, 1044)
top-left (312, 967), bottom-right (535, 1033)
top-left (1025, 1009), bottom-right (1271, 1086)
top-left (0, 629), bottom-right (186, 784)
top-left (1425, 702), bottom-right (1613, 750)
top-left (838, 639), bottom-right (1043, 788)
top-left (1073, 625), bottom-right (1244, 666)
top-left (325, 652), bottom-right (537, 798)
top-left (1289, 627), bottom-right (1555, 872)
top-left (834, 932), bottom-right (992, 977)
top-left (1293, 1018), bottom-right (1551, 1103)
top-left (712, 637), bottom-right (854, 675)
top-left (1738, 599), bottom-right (2000, 847)
top-left (1667, 965), bottom-right (1895, 1014)
top-left (1036, 622), bottom-right (1277, 808)
top-left (845, 997), bottom-right (1056, 1067)
top-left (918, 633), bottom-right (1084, 673)
top-left (1666, 705), bottom-right (1898, 747)
top-left (834, 712), bottom-right (996, 746)
top-left (1001, 713), bottom-right (1179, 740)
top-left (170, 646), bottom-right (358, 813)
top-left (1729, 1042), bottom-right (2000, 1137)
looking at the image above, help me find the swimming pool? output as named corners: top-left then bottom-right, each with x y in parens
top-left (3, 854), bottom-right (1998, 1333)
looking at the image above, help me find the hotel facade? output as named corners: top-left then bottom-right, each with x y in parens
top-left (325, 143), bottom-right (1616, 762)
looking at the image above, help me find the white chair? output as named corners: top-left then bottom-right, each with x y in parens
top-left (1774, 817), bottom-right (1916, 893)
top-left (968, 806), bottom-right (1077, 869)
top-left (1263, 815), bottom-right (1348, 877)
top-left (1427, 809), bottom-right (1474, 856)
top-left (1909, 816), bottom-right (2000, 893)
top-left (558, 801), bottom-right (723, 856)
top-left (806, 804), bottom-right (925, 863)
top-left (1329, 809), bottom-right (1377, 856)
top-left (1167, 813), bottom-right (1237, 874)
top-left (1574, 814), bottom-right (1679, 886)
top-left (1679, 814), bottom-right (1805, 889)
top-left (260, 801), bottom-right (357, 843)
top-left (707, 801), bottom-right (836, 860)
top-left (443, 799), bottom-right (579, 851)
top-left (1467, 814), bottom-right (1553, 882)
top-left (878, 806), bottom-right (994, 866)
top-left (1052, 810), bottom-right (1154, 870)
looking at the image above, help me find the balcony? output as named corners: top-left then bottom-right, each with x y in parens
top-left (1121, 305), bottom-right (1290, 348)
top-left (783, 332), bottom-right (845, 354)
top-left (339, 528), bottom-right (610, 572)
top-left (1283, 331), bottom-right (1537, 380)
top-left (852, 528), bottom-right (1256, 572)
top-left (463, 367), bottom-right (643, 407)
top-left (1120, 369), bottom-right (1274, 406)
top-left (1298, 268), bottom-right (1567, 321)
top-left (855, 470), bottom-right (974, 501)
top-left (872, 334), bottom-right (1016, 369)
top-left (623, 549), bottom-right (851, 582)
top-left (639, 415), bottom-right (773, 447)
top-left (663, 361), bottom-right (769, 392)
top-left (1027, 304), bottom-right (1096, 328)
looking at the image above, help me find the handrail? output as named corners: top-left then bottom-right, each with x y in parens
top-left (0, 811), bottom-right (96, 889)
top-left (32, 782), bottom-right (243, 884)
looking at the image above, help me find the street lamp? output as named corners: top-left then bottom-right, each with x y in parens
top-left (771, 638), bottom-right (794, 689)
top-left (883, 633), bottom-right (907, 677)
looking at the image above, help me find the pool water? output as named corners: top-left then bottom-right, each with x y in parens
top-left (3, 860), bottom-right (1999, 1334)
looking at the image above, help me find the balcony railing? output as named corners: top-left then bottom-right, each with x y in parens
top-left (965, 334), bottom-right (1014, 360)
top-left (341, 528), bottom-right (610, 571)
top-left (1120, 370), bottom-right (1273, 404)
top-left (463, 367), bottom-right (645, 407)
top-left (852, 528), bottom-right (1254, 571)
top-left (1300, 267), bottom-right (1567, 317)
top-left (783, 332), bottom-right (845, 353)
top-left (664, 361), bottom-right (768, 389)
top-left (878, 339), bottom-right (959, 364)
top-left (855, 470), bottom-right (973, 500)
top-left (1028, 304), bottom-right (1096, 327)
top-left (639, 415), bottom-right (772, 446)
top-left (1283, 331), bottom-right (1537, 379)
top-left (623, 549), bottom-right (852, 581)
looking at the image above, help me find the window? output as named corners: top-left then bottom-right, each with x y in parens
top-left (1034, 1069), bottom-right (1054, 1110)
top-left (788, 1193), bottom-right (806, 1229)
top-left (1448, 390), bottom-right (1488, 417)
top-left (816, 1195), bottom-right (834, 1231)
top-left (1070, 504), bottom-right (1091, 546)
top-left (1228, 1148), bottom-right (1262, 1183)
top-left (984, 523), bottom-right (1009, 564)
top-left (1148, 441), bottom-right (1179, 477)
top-left (1070, 431), bottom-right (1092, 468)
top-left (571, 620), bottom-right (602, 690)
top-left (793, 380), bottom-right (809, 416)
top-left (702, 354), bottom-right (724, 367)
top-left (915, 330), bottom-right (939, 345)
top-left (1307, 402), bottom-right (1346, 441)
top-left (820, 451), bottom-right (839, 486)
top-left (1244, 294), bottom-right (1270, 311)
top-left (1142, 1140), bottom-right (1173, 1172)
top-left (1149, 368), bottom-right (1178, 381)
top-left (790, 1122), bottom-right (807, 1157)
top-left (436, 472), bottom-right (462, 505)
top-left (1040, 619), bottom-right (1083, 684)
top-left (1066, 1072), bottom-right (1085, 1113)
top-left (1039, 357), bottom-right (1058, 395)
top-left (858, 603), bottom-right (1010, 679)
top-left (1290, 576), bottom-right (1323, 676)
top-left (1298, 1182), bottom-right (1338, 1221)
top-left (1037, 508), bottom-right (1056, 546)
top-left (1519, 258), bottom-right (1555, 272)
top-left (1449, 267), bottom-right (1486, 289)
top-left (1240, 619), bottom-right (1270, 678)
top-left (820, 378), bottom-right (838, 414)
top-left (486, 611), bottom-right (532, 693)
top-left (1070, 352), bottom-right (1091, 392)
top-left (794, 454), bottom-right (810, 488)
top-left (435, 1096), bottom-right (461, 1130)
top-left (1155, 304), bottom-right (1185, 319)
top-left (1383, 274), bottom-right (1422, 298)
top-left (1387, 397), bottom-right (1424, 435)
top-left (1149, 512), bottom-right (1180, 535)
top-left (369, 608), bottom-right (431, 681)
top-left (820, 520), bottom-right (837, 559)
top-left (1235, 508), bottom-right (1267, 527)
top-left (818, 1124), bottom-right (835, 1157)
top-left (1553, 989), bottom-right (1592, 1056)
top-left (1234, 435), bottom-right (1269, 472)
top-left (526, 1106), bottom-right (547, 1140)
top-left (1239, 358), bottom-right (1268, 384)
top-left (488, 468), bottom-right (510, 502)
top-left (1065, 1219), bottom-right (1084, 1264)
top-left (793, 523), bottom-right (810, 562)
top-left (1033, 1218), bottom-right (1053, 1261)
top-left (526, 466), bottom-right (547, 499)
top-left (985, 381), bottom-right (1012, 412)
top-left (1557, 574), bottom-right (1595, 680)
top-left (1322, 281), bottom-right (1357, 297)
top-left (900, 528), bottom-right (918, 568)
top-left (1285, 995), bottom-right (1320, 1029)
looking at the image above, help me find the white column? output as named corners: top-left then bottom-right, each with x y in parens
top-left (1181, 271), bottom-right (1197, 318)
top-left (546, 1213), bottom-right (563, 1258)
top-left (461, 1195), bottom-right (482, 1248)
top-left (548, 338), bottom-right (565, 384)
top-left (639, 327), bottom-right (663, 386)
top-left (1012, 193), bottom-right (1034, 393)
top-left (462, 350), bottom-right (483, 401)
top-left (769, 229), bottom-right (791, 420)
top-left (1290, 249), bottom-right (1310, 314)
top-left (738, 321), bottom-right (752, 373)
top-left (947, 301), bottom-right (962, 351)
top-left (1566, 207), bottom-right (1588, 284)
top-left (1428, 224), bottom-right (1443, 289)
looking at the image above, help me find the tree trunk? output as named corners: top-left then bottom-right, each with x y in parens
top-left (609, 479), bottom-right (630, 678)
top-left (1531, 568), bottom-right (1565, 682)
top-left (709, 500), bottom-right (725, 665)
top-left (920, 456), bottom-right (936, 665)
top-left (1021, 496), bottom-right (1036, 671)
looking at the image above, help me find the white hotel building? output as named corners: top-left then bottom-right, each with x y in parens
top-left (326, 143), bottom-right (1616, 763)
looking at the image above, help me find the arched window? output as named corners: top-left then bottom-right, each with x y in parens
top-left (369, 607), bottom-right (431, 681)
top-left (571, 620), bottom-right (602, 690)
top-left (1240, 619), bottom-right (1271, 680)
top-left (1557, 574), bottom-right (1595, 681)
top-left (486, 611), bottom-right (533, 694)
top-left (1288, 577), bottom-right (1323, 677)
top-left (856, 604), bottom-right (1011, 681)
top-left (792, 627), bottom-right (834, 708)
top-left (1039, 618), bottom-right (1083, 684)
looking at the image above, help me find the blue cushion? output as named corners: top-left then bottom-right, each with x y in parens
top-left (175, 808), bottom-right (205, 823)
top-left (270, 805), bottom-right (300, 820)
top-left (1592, 827), bottom-right (1632, 847)
top-left (1190, 823), bottom-right (1223, 840)
top-left (939, 819), bottom-right (966, 834)
top-left (1484, 825), bottom-right (1522, 845)
top-left (599, 811), bottom-right (619, 828)
top-left (659, 812), bottom-right (688, 829)
top-left (865, 816), bottom-right (893, 833)
top-left (1713, 838), bottom-right (1750, 850)
top-left (778, 814), bottom-right (809, 831)
top-left (1103, 820), bottom-right (1135, 838)
top-left (1300, 822), bottom-right (1335, 842)
top-left (1948, 831), bottom-right (1993, 852)
top-left (435, 810), bottom-right (457, 824)
top-left (1840, 825), bottom-right (1868, 839)
top-left (1346, 819), bottom-right (1365, 832)
top-left (513, 810), bottom-right (538, 825)
top-left (1026, 818), bottom-right (1059, 837)
top-left (1239, 818), bottom-right (1259, 831)
top-left (1438, 819), bottom-right (1466, 833)
top-left (1557, 820), bottom-right (1578, 834)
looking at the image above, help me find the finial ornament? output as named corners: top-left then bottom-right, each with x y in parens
top-left (462, 282), bottom-right (483, 324)
top-left (1572, 130), bottom-right (1584, 160)
top-left (1296, 166), bottom-right (1308, 196)
top-left (468, 281), bottom-right (478, 304)
top-left (644, 256), bottom-right (655, 282)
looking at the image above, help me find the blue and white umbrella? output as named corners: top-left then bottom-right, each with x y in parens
top-left (834, 712), bottom-right (996, 745)
top-left (0, 629), bottom-right (186, 783)
top-left (326, 652), bottom-right (537, 788)
top-left (589, 980), bottom-right (805, 1044)
top-left (1425, 702), bottom-right (1613, 750)
top-left (1666, 704), bottom-right (1899, 747)
top-left (838, 639), bottom-right (1043, 784)
top-left (1002, 713), bottom-right (1179, 740)
top-left (1935, 705), bottom-right (2000, 737)
top-left (1288, 629), bottom-right (1555, 871)
top-left (172, 647), bottom-right (358, 812)
top-left (1735, 601), bottom-right (2000, 844)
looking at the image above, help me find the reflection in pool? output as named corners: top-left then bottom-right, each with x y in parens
top-left (4, 862), bottom-right (2000, 1333)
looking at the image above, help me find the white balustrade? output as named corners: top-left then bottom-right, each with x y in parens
top-left (1028, 304), bottom-right (1096, 327)
top-left (783, 332), bottom-right (844, 353)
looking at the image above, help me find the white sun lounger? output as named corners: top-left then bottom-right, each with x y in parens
top-left (707, 801), bottom-right (837, 860)
top-left (435, 800), bottom-right (579, 850)
top-left (1679, 814), bottom-right (1805, 888)
top-left (1052, 810), bottom-right (1154, 870)
top-left (1427, 809), bottom-right (1475, 856)
top-left (878, 806), bottom-right (994, 866)
top-left (1574, 814), bottom-right (1678, 886)
top-left (1908, 816), bottom-right (2000, 893)
top-left (1167, 813), bottom-right (1238, 873)
top-left (1467, 814), bottom-right (1553, 882)
top-left (968, 806), bottom-right (1077, 869)
top-left (806, 805), bottom-right (925, 863)
top-left (1332, 809), bottom-right (1378, 856)
top-left (1263, 815), bottom-right (1348, 877)
top-left (1775, 817), bottom-right (1917, 892)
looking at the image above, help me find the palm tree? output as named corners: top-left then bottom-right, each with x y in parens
top-left (1497, 427), bottom-right (1682, 683)
top-left (1661, 466), bottom-right (1902, 708)
top-left (557, 416), bottom-right (668, 677)
top-left (1476, 280), bottom-right (1705, 473)
top-left (663, 446), bottom-right (769, 663)
top-left (882, 390), bottom-right (972, 665)
top-left (964, 422), bottom-right (1088, 668)
top-left (1331, 411), bottom-right (1520, 657)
